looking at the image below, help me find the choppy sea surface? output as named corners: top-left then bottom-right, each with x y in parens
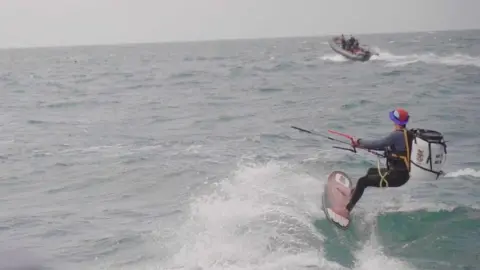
top-left (1, 29), bottom-right (479, 270)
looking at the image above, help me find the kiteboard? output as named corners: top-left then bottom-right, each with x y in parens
top-left (322, 170), bottom-right (354, 229)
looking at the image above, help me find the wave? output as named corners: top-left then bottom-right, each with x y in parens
top-left (370, 49), bottom-right (480, 68)
top-left (158, 161), bottom-right (437, 270)
top-left (321, 54), bottom-right (349, 62)
top-left (444, 168), bottom-right (480, 178)
top-left (321, 47), bottom-right (480, 68)
top-left (161, 161), bottom-right (330, 270)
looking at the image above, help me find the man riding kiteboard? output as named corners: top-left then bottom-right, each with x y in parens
top-left (346, 108), bottom-right (413, 213)
top-left (291, 107), bottom-right (448, 229)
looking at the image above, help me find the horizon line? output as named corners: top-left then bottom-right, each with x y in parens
top-left (1, 26), bottom-right (479, 51)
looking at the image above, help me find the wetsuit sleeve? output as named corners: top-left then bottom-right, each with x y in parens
top-left (357, 132), bottom-right (395, 150)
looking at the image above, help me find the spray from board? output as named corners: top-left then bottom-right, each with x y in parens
top-left (158, 160), bottom-right (418, 270)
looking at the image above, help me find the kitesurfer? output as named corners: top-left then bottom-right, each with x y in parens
top-left (346, 108), bottom-right (414, 212)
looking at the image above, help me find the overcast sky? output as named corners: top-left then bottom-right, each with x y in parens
top-left (0, 0), bottom-right (479, 48)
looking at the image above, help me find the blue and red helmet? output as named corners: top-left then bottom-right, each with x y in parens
top-left (389, 108), bottom-right (409, 125)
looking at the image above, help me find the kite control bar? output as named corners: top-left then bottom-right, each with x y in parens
top-left (291, 125), bottom-right (385, 158)
top-left (326, 129), bottom-right (359, 153)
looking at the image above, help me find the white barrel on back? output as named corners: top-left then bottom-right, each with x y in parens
top-left (409, 129), bottom-right (447, 181)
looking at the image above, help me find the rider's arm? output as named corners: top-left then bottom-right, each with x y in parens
top-left (357, 131), bottom-right (396, 150)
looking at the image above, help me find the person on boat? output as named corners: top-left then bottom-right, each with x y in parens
top-left (341, 34), bottom-right (346, 49)
top-left (351, 40), bottom-right (361, 53)
top-left (346, 108), bottom-right (414, 213)
top-left (347, 36), bottom-right (356, 51)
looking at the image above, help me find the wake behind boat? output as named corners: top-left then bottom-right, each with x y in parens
top-left (328, 35), bottom-right (376, 62)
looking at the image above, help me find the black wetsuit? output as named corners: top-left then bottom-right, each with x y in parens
top-left (346, 128), bottom-right (413, 212)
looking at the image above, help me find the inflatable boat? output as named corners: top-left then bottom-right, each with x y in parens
top-left (328, 36), bottom-right (374, 62)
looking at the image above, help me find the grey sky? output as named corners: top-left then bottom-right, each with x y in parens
top-left (0, 0), bottom-right (478, 48)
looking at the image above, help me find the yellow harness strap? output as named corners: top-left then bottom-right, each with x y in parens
top-left (377, 128), bottom-right (410, 188)
top-left (377, 159), bottom-right (389, 187)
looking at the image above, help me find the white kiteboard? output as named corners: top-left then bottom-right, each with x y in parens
top-left (322, 171), bottom-right (354, 229)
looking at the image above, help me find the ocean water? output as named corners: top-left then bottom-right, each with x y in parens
top-left (0, 29), bottom-right (479, 270)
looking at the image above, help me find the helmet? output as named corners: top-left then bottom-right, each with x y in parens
top-left (389, 108), bottom-right (409, 125)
